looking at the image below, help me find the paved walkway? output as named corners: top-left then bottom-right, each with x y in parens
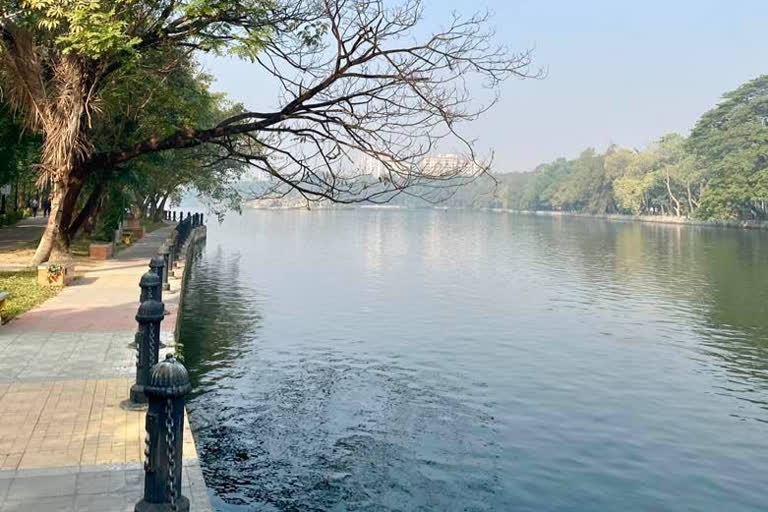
top-left (0, 227), bottom-right (212, 511)
top-left (0, 216), bottom-right (45, 251)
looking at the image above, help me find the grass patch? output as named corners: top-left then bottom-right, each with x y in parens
top-left (0, 270), bottom-right (60, 323)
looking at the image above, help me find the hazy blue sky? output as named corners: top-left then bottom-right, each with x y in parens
top-left (200, 0), bottom-right (768, 172)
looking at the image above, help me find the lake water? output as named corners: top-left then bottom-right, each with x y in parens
top-left (177, 209), bottom-right (768, 511)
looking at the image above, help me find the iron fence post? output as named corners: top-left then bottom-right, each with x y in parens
top-left (160, 245), bottom-right (171, 291)
top-left (139, 271), bottom-right (161, 303)
top-left (149, 256), bottom-right (165, 303)
top-left (135, 354), bottom-right (192, 512)
top-left (130, 299), bottom-right (164, 404)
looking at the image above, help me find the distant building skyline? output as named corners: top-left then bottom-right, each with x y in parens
top-left (360, 153), bottom-right (480, 178)
top-left (420, 154), bottom-right (481, 177)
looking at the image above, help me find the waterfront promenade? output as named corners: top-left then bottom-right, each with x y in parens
top-left (0, 227), bottom-right (211, 511)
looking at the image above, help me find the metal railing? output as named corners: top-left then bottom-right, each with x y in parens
top-left (129, 211), bottom-right (206, 511)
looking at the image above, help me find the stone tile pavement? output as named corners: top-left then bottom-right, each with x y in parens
top-left (0, 330), bottom-right (175, 382)
top-left (0, 225), bottom-right (212, 511)
top-left (0, 459), bottom-right (210, 511)
top-left (0, 378), bottom-right (196, 471)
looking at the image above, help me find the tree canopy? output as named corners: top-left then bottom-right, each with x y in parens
top-left (484, 75), bottom-right (768, 222)
top-left (0, 0), bottom-right (537, 263)
top-left (688, 75), bottom-right (768, 219)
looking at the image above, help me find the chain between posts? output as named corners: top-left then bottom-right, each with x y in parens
top-left (165, 397), bottom-right (178, 512)
top-left (148, 322), bottom-right (156, 367)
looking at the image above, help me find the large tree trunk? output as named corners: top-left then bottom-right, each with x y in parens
top-left (32, 170), bottom-right (84, 265)
top-left (66, 178), bottom-right (106, 240)
top-left (152, 192), bottom-right (170, 222)
top-left (664, 173), bottom-right (682, 217)
top-left (686, 181), bottom-right (698, 214)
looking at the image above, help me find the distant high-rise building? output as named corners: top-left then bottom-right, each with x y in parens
top-left (360, 155), bottom-right (384, 179)
top-left (359, 153), bottom-right (479, 180)
top-left (420, 154), bottom-right (480, 177)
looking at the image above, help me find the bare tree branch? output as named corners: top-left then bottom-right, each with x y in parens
top-left (89, 0), bottom-right (539, 204)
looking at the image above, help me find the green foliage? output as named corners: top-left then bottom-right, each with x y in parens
top-left (490, 76), bottom-right (768, 221)
top-left (92, 187), bottom-right (124, 241)
top-left (688, 75), bottom-right (768, 219)
top-left (550, 148), bottom-right (616, 213)
top-left (0, 211), bottom-right (24, 226)
top-left (15, 0), bottom-right (276, 59)
top-left (520, 159), bottom-right (573, 210)
top-left (64, 47), bottom-right (248, 236)
top-left (19, 0), bottom-right (142, 57)
top-left (95, 55), bottom-right (248, 217)
top-left (0, 104), bottom-right (41, 188)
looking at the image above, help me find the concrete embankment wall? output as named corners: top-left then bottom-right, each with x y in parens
top-left (167, 224), bottom-right (212, 512)
top-left (485, 209), bottom-right (768, 231)
top-left (173, 225), bottom-right (206, 343)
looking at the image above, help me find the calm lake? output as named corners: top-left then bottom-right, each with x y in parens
top-left (178, 209), bottom-right (768, 511)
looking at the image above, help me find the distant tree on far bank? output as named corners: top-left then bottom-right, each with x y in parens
top-left (491, 75), bottom-right (768, 222)
top-left (688, 75), bottom-right (768, 220)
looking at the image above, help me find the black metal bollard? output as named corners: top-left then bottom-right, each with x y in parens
top-left (169, 231), bottom-right (178, 269)
top-left (169, 243), bottom-right (176, 273)
top-left (172, 211), bottom-right (176, 222)
top-left (159, 246), bottom-right (171, 291)
top-left (130, 299), bottom-right (165, 404)
top-left (139, 271), bottom-right (161, 303)
top-left (186, 212), bottom-right (191, 220)
top-left (200, 213), bottom-right (204, 225)
top-left (136, 353), bottom-right (192, 512)
top-left (149, 256), bottom-right (165, 302)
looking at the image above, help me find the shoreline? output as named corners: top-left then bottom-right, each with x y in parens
top-left (241, 204), bottom-right (768, 231)
top-left (487, 208), bottom-right (768, 231)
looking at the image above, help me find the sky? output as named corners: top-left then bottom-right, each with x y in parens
top-left (199, 0), bottom-right (768, 173)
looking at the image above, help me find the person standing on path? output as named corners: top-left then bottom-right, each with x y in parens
top-left (42, 197), bottom-right (51, 217)
top-left (29, 197), bottom-right (39, 217)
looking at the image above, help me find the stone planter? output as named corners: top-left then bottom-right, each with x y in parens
top-left (37, 263), bottom-right (74, 287)
top-left (88, 242), bottom-right (113, 260)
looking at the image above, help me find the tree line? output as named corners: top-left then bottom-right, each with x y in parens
top-left (497, 75), bottom-right (768, 221)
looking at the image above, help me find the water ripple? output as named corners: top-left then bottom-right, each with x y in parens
top-left (179, 210), bottom-right (768, 512)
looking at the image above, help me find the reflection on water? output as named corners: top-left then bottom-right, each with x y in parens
top-left (178, 210), bottom-right (768, 511)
